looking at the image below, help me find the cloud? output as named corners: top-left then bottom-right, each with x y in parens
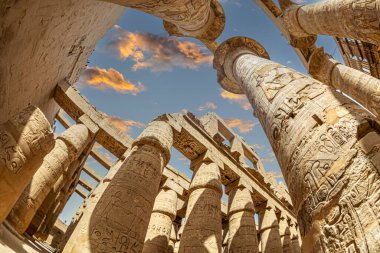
top-left (252, 143), bottom-right (265, 150)
top-left (107, 26), bottom-right (213, 72)
top-left (225, 118), bottom-right (256, 133)
top-left (106, 115), bottom-right (145, 133)
top-left (197, 102), bottom-right (217, 111)
top-left (220, 90), bottom-right (251, 110)
top-left (261, 150), bottom-right (275, 163)
top-left (79, 67), bottom-right (145, 95)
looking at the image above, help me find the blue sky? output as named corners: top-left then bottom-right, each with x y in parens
top-left (58, 0), bottom-right (340, 223)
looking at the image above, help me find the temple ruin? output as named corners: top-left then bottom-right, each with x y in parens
top-left (1, 0), bottom-right (380, 252)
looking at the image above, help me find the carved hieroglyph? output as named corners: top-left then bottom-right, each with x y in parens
top-left (308, 47), bottom-right (380, 117)
top-left (179, 159), bottom-right (222, 253)
top-left (214, 36), bottom-right (380, 252)
top-left (258, 203), bottom-right (283, 253)
top-left (281, 0), bottom-right (380, 46)
top-left (101, 0), bottom-right (224, 42)
top-left (142, 187), bottom-right (178, 253)
top-left (67, 120), bottom-right (173, 253)
top-left (7, 124), bottom-right (91, 234)
top-left (0, 105), bottom-right (54, 224)
top-left (227, 185), bottom-right (259, 253)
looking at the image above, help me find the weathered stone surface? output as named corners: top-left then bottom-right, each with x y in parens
top-left (258, 203), bottom-right (283, 253)
top-left (289, 221), bottom-right (302, 253)
top-left (7, 124), bottom-right (91, 234)
top-left (142, 187), bottom-right (178, 253)
top-left (308, 47), bottom-right (380, 117)
top-left (227, 185), bottom-right (259, 253)
top-left (0, 105), bottom-right (54, 224)
top-left (102, 0), bottom-right (225, 42)
top-left (278, 216), bottom-right (294, 253)
top-left (214, 36), bottom-right (380, 252)
top-left (281, 0), bottom-right (380, 46)
top-left (179, 159), bottom-right (222, 253)
top-left (67, 120), bottom-right (173, 253)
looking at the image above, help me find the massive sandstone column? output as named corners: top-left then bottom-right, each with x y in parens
top-left (289, 221), bottom-right (302, 253)
top-left (279, 215), bottom-right (294, 253)
top-left (308, 47), bottom-right (380, 117)
top-left (142, 187), bottom-right (178, 253)
top-left (280, 0), bottom-right (380, 46)
top-left (101, 0), bottom-right (224, 42)
top-left (214, 36), bottom-right (380, 252)
top-left (0, 105), bottom-right (54, 224)
top-left (258, 203), bottom-right (283, 253)
top-left (68, 120), bottom-right (173, 253)
top-left (226, 183), bottom-right (259, 253)
top-left (7, 124), bottom-right (91, 234)
top-left (179, 157), bottom-right (222, 253)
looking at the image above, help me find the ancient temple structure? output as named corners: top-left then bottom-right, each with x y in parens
top-left (1, 0), bottom-right (380, 253)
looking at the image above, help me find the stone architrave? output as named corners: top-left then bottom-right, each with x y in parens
top-left (67, 120), bottom-right (173, 253)
top-left (280, 0), bottom-right (380, 46)
top-left (289, 221), bottom-right (302, 253)
top-left (7, 124), bottom-right (91, 234)
top-left (214, 36), bottom-right (380, 252)
top-left (308, 47), bottom-right (380, 117)
top-left (142, 187), bottom-right (178, 253)
top-left (278, 216), bottom-right (294, 253)
top-left (0, 105), bottom-right (54, 224)
top-left (226, 184), bottom-right (259, 253)
top-left (179, 158), bottom-right (222, 253)
top-left (101, 0), bottom-right (224, 42)
top-left (258, 203), bottom-right (283, 253)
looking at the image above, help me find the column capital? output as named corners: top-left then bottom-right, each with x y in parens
top-left (163, 0), bottom-right (225, 42)
top-left (133, 120), bottom-right (173, 165)
top-left (214, 36), bottom-right (269, 94)
top-left (308, 47), bottom-right (340, 86)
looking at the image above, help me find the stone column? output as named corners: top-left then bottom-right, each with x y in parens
top-left (168, 224), bottom-right (178, 253)
top-left (101, 0), bottom-right (224, 42)
top-left (0, 105), bottom-right (54, 224)
top-left (226, 183), bottom-right (259, 253)
top-left (281, 0), bottom-right (380, 46)
top-left (179, 157), bottom-right (222, 253)
top-left (289, 221), bottom-right (302, 253)
top-left (142, 187), bottom-right (178, 253)
top-left (67, 120), bottom-right (173, 253)
top-left (258, 203), bottom-right (283, 253)
top-left (279, 215), bottom-right (294, 253)
top-left (61, 159), bottom-right (123, 253)
top-left (308, 47), bottom-right (380, 117)
top-left (7, 124), bottom-right (91, 234)
top-left (214, 36), bottom-right (380, 252)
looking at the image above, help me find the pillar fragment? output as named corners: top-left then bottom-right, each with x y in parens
top-left (289, 221), bottom-right (301, 253)
top-left (281, 0), bottom-right (380, 46)
top-left (214, 36), bottom-right (380, 252)
top-left (227, 185), bottom-right (259, 253)
top-left (308, 47), bottom-right (380, 117)
top-left (179, 159), bottom-right (222, 253)
top-left (258, 204), bottom-right (283, 253)
top-left (278, 216), bottom-right (294, 253)
top-left (66, 120), bottom-right (173, 253)
top-left (0, 105), bottom-right (54, 224)
top-left (7, 124), bottom-right (91, 234)
top-left (142, 187), bottom-right (178, 253)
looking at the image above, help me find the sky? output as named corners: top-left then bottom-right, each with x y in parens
top-left (58, 0), bottom-right (341, 224)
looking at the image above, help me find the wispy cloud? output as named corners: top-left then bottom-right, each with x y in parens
top-left (261, 151), bottom-right (275, 163)
top-left (78, 67), bottom-right (145, 95)
top-left (252, 143), bottom-right (265, 150)
top-left (197, 102), bottom-right (217, 111)
top-left (106, 115), bottom-right (145, 133)
top-left (107, 26), bottom-right (213, 72)
top-left (225, 118), bottom-right (256, 133)
top-left (220, 90), bottom-right (251, 110)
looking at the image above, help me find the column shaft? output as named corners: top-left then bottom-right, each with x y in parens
top-left (282, 0), bottom-right (380, 45)
top-left (309, 48), bottom-right (380, 117)
top-left (179, 160), bottom-right (222, 253)
top-left (0, 105), bottom-right (54, 223)
top-left (227, 186), bottom-right (259, 253)
top-left (142, 188), bottom-right (178, 253)
top-left (289, 222), bottom-right (302, 253)
top-left (259, 205), bottom-right (283, 253)
top-left (279, 217), bottom-right (294, 253)
top-left (67, 120), bottom-right (173, 253)
top-left (7, 124), bottom-right (90, 234)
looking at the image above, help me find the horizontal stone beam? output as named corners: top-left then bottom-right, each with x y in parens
top-left (82, 164), bottom-right (102, 182)
top-left (90, 149), bottom-right (113, 170)
top-left (56, 110), bottom-right (73, 129)
top-left (74, 187), bottom-right (87, 199)
top-left (78, 178), bottom-right (93, 192)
